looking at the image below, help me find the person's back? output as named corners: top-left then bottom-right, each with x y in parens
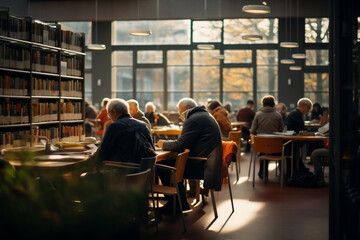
top-left (251, 106), bottom-right (283, 134)
top-left (236, 106), bottom-right (255, 122)
top-left (207, 101), bottom-right (232, 137)
top-left (85, 102), bottom-right (98, 119)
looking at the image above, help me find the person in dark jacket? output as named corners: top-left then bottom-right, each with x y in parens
top-left (157, 98), bottom-right (222, 214)
top-left (85, 100), bottom-right (98, 136)
top-left (236, 100), bottom-right (256, 152)
top-left (94, 98), bottom-right (155, 164)
top-left (127, 99), bottom-right (150, 128)
top-left (276, 102), bottom-right (287, 123)
top-left (309, 102), bottom-right (323, 123)
top-left (144, 102), bottom-right (171, 127)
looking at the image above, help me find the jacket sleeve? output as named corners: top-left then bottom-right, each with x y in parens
top-left (219, 113), bottom-right (232, 134)
top-left (95, 123), bottom-right (117, 161)
top-left (162, 118), bottom-right (200, 152)
top-left (250, 114), bottom-right (259, 134)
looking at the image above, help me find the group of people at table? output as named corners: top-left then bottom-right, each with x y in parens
top-left (90, 95), bottom-right (328, 214)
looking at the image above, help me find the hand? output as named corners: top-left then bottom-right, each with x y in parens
top-left (157, 140), bottom-right (165, 149)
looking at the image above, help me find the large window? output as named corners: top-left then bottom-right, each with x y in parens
top-left (304, 73), bottom-right (329, 106)
top-left (112, 51), bottom-right (133, 99)
top-left (112, 20), bottom-right (191, 45)
top-left (305, 18), bottom-right (329, 43)
top-left (193, 21), bottom-right (222, 42)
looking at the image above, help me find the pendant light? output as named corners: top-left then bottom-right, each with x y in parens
top-left (289, 66), bottom-right (302, 71)
top-left (197, 44), bottom-right (215, 50)
top-left (280, 0), bottom-right (296, 64)
top-left (292, 0), bottom-right (306, 59)
top-left (281, 59), bottom-right (295, 64)
top-left (242, 34), bottom-right (263, 41)
top-left (280, 0), bottom-right (298, 48)
top-left (87, 0), bottom-right (106, 50)
top-left (129, 0), bottom-right (152, 36)
top-left (242, 3), bottom-right (271, 14)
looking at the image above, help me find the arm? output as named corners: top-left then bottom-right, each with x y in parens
top-left (219, 113), bottom-right (232, 134)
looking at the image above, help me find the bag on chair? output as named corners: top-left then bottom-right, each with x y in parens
top-left (286, 170), bottom-right (318, 188)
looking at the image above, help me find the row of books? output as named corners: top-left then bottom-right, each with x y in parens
top-left (61, 55), bottom-right (83, 76)
top-left (32, 102), bottom-right (58, 123)
top-left (32, 50), bottom-right (58, 73)
top-left (9, 15), bottom-right (32, 41)
top-left (0, 100), bottom-right (29, 124)
top-left (60, 79), bottom-right (82, 97)
top-left (61, 31), bottom-right (84, 52)
top-left (0, 75), bottom-right (29, 96)
top-left (60, 101), bottom-right (82, 120)
top-left (33, 77), bottom-right (59, 96)
top-left (33, 20), bottom-right (59, 47)
top-left (0, 44), bottom-right (31, 70)
top-left (32, 126), bottom-right (59, 145)
top-left (0, 129), bottom-right (31, 150)
top-left (61, 124), bottom-right (84, 141)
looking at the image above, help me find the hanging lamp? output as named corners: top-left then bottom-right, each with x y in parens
top-left (87, 0), bottom-right (106, 50)
top-left (129, 0), bottom-right (152, 36)
top-left (242, 34), bottom-right (263, 41)
top-left (242, 3), bottom-right (271, 14)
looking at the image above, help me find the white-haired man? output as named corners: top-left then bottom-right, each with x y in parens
top-left (127, 99), bottom-right (150, 128)
top-left (144, 101), bottom-right (171, 127)
top-left (157, 98), bottom-right (222, 214)
top-left (95, 98), bottom-right (155, 163)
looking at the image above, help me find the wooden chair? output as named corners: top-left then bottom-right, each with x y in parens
top-left (250, 136), bottom-right (292, 188)
top-left (104, 156), bottom-right (158, 231)
top-left (228, 130), bottom-right (242, 181)
top-left (153, 149), bottom-right (190, 232)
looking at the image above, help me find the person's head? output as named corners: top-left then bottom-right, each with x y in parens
top-left (312, 103), bottom-right (321, 112)
top-left (261, 95), bottom-right (275, 108)
top-left (145, 102), bottom-right (156, 114)
top-left (127, 99), bottom-right (139, 117)
top-left (224, 102), bottom-right (232, 113)
top-left (101, 97), bottom-right (110, 108)
top-left (177, 98), bottom-right (198, 119)
top-left (207, 100), bottom-right (222, 111)
top-left (297, 98), bottom-right (313, 115)
top-left (276, 103), bottom-right (287, 114)
top-left (246, 100), bottom-right (255, 109)
top-left (106, 98), bottom-right (129, 122)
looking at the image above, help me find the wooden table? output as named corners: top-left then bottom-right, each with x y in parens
top-left (231, 121), bottom-right (249, 128)
top-left (155, 149), bottom-right (177, 162)
top-left (151, 128), bottom-right (182, 136)
top-left (304, 123), bottom-right (322, 129)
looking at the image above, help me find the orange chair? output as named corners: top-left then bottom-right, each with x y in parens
top-left (250, 136), bottom-right (292, 188)
top-left (228, 130), bottom-right (241, 181)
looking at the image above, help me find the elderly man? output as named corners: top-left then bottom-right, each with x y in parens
top-left (95, 98), bottom-right (155, 163)
top-left (144, 102), bottom-right (171, 127)
top-left (127, 99), bottom-right (150, 128)
top-left (157, 98), bottom-right (222, 214)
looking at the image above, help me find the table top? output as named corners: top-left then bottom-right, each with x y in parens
top-left (231, 121), bottom-right (249, 128)
top-left (255, 133), bottom-right (328, 141)
top-left (155, 149), bottom-right (178, 162)
top-left (151, 128), bottom-right (182, 136)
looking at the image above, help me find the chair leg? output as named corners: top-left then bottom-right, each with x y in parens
top-left (172, 195), bottom-right (176, 217)
top-left (248, 150), bottom-right (254, 180)
top-left (235, 160), bottom-right (239, 182)
top-left (210, 189), bottom-right (218, 219)
top-left (227, 167), bottom-right (235, 213)
top-left (253, 155), bottom-right (256, 188)
top-left (263, 159), bottom-right (266, 183)
top-left (150, 184), bottom-right (158, 232)
top-left (175, 186), bottom-right (187, 232)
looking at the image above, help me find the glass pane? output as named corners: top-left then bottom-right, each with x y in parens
top-left (193, 21), bottom-right (222, 42)
top-left (137, 50), bottom-right (163, 64)
top-left (115, 92), bottom-right (133, 101)
top-left (193, 92), bottom-right (220, 107)
top-left (256, 92), bottom-right (278, 109)
top-left (304, 92), bottom-right (329, 107)
top-left (59, 21), bottom-right (92, 46)
top-left (85, 52), bottom-right (92, 69)
top-left (224, 50), bottom-right (252, 64)
top-left (113, 67), bottom-right (133, 91)
top-left (136, 92), bottom-right (165, 112)
top-left (167, 67), bottom-right (190, 91)
top-left (136, 68), bottom-right (164, 91)
top-left (305, 18), bottom-right (329, 43)
top-left (112, 51), bottom-right (133, 66)
top-left (112, 20), bottom-right (191, 45)
top-left (168, 92), bottom-right (190, 111)
top-left (257, 50), bottom-right (278, 65)
top-left (193, 50), bottom-right (220, 65)
top-left (85, 73), bottom-right (92, 102)
top-left (223, 68), bottom-right (253, 92)
top-left (304, 73), bottom-right (329, 92)
top-left (167, 50), bottom-right (190, 65)
top-left (257, 66), bottom-right (278, 92)
top-left (193, 66), bottom-right (219, 91)
top-left (223, 92), bottom-right (253, 112)
top-left (306, 50), bottom-right (329, 66)
top-left (224, 18), bottom-right (278, 44)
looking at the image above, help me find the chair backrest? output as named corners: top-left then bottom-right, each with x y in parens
top-left (139, 156), bottom-right (156, 172)
top-left (253, 136), bottom-right (283, 154)
top-left (173, 149), bottom-right (190, 183)
top-left (125, 168), bottom-right (151, 188)
top-left (229, 130), bottom-right (241, 146)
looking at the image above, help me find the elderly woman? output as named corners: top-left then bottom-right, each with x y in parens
top-left (95, 98), bottom-right (155, 163)
top-left (207, 100), bottom-right (232, 137)
top-left (144, 101), bottom-right (170, 127)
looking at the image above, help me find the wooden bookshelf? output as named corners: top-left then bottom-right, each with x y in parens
top-left (0, 7), bottom-right (85, 150)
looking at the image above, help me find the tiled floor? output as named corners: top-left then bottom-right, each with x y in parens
top-left (147, 152), bottom-right (329, 240)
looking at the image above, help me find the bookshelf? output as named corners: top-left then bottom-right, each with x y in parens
top-left (0, 7), bottom-right (85, 150)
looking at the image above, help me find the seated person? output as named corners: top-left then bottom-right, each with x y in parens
top-left (127, 99), bottom-right (150, 128)
top-left (236, 100), bottom-right (256, 152)
top-left (85, 100), bottom-right (98, 136)
top-left (94, 98), bottom-right (155, 164)
top-left (207, 100), bottom-right (232, 137)
top-left (251, 95), bottom-right (284, 179)
top-left (276, 102), bottom-right (287, 123)
top-left (144, 102), bottom-right (171, 128)
top-left (157, 98), bottom-right (222, 214)
top-left (95, 97), bottom-right (110, 136)
top-left (308, 102), bottom-right (323, 123)
top-left (224, 102), bottom-right (237, 122)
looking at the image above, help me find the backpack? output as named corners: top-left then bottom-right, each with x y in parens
top-left (286, 170), bottom-right (319, 188)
